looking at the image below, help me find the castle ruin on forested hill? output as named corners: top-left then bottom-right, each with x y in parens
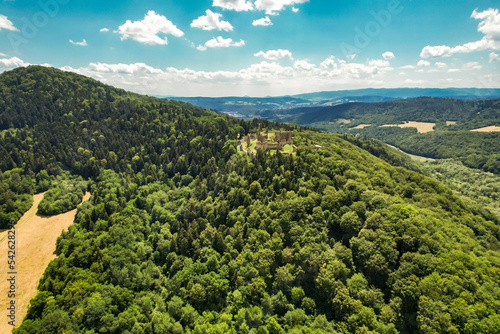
top-left (240, 123), bottom-right (294, 152)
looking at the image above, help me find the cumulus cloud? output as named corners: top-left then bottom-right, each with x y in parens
top-left (213, 0), bottom-right (254, 11)
top-left (0, 56), bottom-right (29, 68)
top-left (420, 8), bottom-right (500, 58)
top-left (252, 16), bottom-right (273, 26)
top-left (294, 59), bottom-right (316, 71)
top-left (69, 39), bottom-right (88, 46)
top-left (59, 54), bottom-right (492, 97)
top-left (197, 36), bottom-right (245, 51)
top-left (463, 61), bottom-right (482, 70)
top-left (404, 79), bottom-right (426, 86)
top-left (86, 62), bottom-right (164, 74)
top-left (382, 51), bottom-right (395, 60)
top-left (100, 28), bottom-right (110, 32)
top-left (116, 11), bottom-right (184, 45)
top-left (0, 14), bottom-right (18, 31)
top-left (292, 7), bottom-right (299, 13)
top-left (490, 52), bottom-right (499, 62)
top-left (254, 49), bottom-right (292, 60)
top-left (418, 60), bottom-right (431, 67)
top-left (369, 59), bottom-right (391, 67)
top-left (254, 0), bottom-right (310, 15)
top-left (191, 10), bottom-right (233, 31)
top-left (213, 0), bottom-right (308, 14)
top-left (435, 62), bottom-right (447, 69)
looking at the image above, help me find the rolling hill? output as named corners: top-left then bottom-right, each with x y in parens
top-left (1, 66), bottom-right (500, 333)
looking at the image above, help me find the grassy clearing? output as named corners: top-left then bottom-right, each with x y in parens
top-left (283, 144), bottom-right (294, 154)
top-left (351, 124), bottom-right (372, 129)
top-left (471, 125), bottom-right (500, 132)
top-left (380, 121), bottom-right (435, 133)
top-left (0, 192), bottom-right (90, 334)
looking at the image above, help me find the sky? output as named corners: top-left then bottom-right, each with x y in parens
top-left (0, 0), bottom-right (499, 96)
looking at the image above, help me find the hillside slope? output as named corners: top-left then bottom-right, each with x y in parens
top-left (0, 67), bottom-right (499, 333)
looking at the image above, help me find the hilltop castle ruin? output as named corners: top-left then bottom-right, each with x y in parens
top-left (240, 123), bottom-right (294, 152)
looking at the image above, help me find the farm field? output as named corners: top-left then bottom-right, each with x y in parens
top-left (380, 121), bottom-right (436, 133)
top-left (471, 125), bottom-right (500, 132)
top-left (0, 192), bottom-right (90, 334)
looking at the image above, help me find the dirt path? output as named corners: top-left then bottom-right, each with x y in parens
top-left (0, 192), bottom-right (90, 333)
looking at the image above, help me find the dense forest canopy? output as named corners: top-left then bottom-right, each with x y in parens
top-left (0, 66), bottom-right (499, 333)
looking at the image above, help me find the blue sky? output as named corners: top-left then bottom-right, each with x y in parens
top-left (0, 0), bottom-right (499, 96)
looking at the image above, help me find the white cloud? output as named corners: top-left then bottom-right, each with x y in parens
top-left (420, 8), bottom-right (500, 58)
top-left (463, 61), bottom-right (482, 70)
top-left (252, 16), bottom-right (273, 26)
top-left (404, 79), bottom-right (426, 86)
top-left (320, 56), bottom-right (337, 69)
top-left (116, 11), bottom-right (184, 45)
top-left (213, 0), bottom-right (254, 11)
top-left (0, 57), bottom-right (29, 68)
top-left (254, 49), bottom-right (292, 60)
top-left (369, 59), bottom-right (391, 67)
top-left (382, 51), bottom-right (395, 60)
top-left (213, 0), bottom-right (308, 14)
top-left (87, 62), bottom-right (164, 74)
top-left (435, 62), bottom-right (447, 69)
top-left (294, 59), bottom-right (316, 71)
top-left (490, 52), bottom-right (499, 62)
top-left (100, 28), bottom-right (109, 32)
top-left (69, 39), bottom-right (88, 46)
top-left (197, 36), bottom-right (245, 51)
top-left (418, 60), bottom-right (431, 67)
top-left (254, 0), bottom-right (309, 15)
top-left (0, 52), bottom-right (7, 57)
top-left (399, 65), bottom-right (415, 69)
top-left (57, 54), bottom-right (495, 97)
top-left (191, 10), bottom-right (233, 31)
top-left (0, 14), bottom-right (18, 31)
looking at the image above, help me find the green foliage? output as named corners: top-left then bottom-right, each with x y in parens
top-left (0, 168), bottom-right (33, 229)
top-left (2, 67), bottom-right (500, 334)
top-left (37, 172), bottom-right (87, 216)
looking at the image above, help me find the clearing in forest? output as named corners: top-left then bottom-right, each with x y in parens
top-left (351, 124), bottom-right (372, 129)
top-left (0, 192), bottom-right (90, 334)
top-left (471, 125), bottom-right (500, 132)
top-left (380, 121), bottom-right (435, 133)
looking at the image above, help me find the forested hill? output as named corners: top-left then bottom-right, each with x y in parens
top-left (280, 97), bottom-right (500, 128)
top-left (1, 66), bottom-right (500, 333)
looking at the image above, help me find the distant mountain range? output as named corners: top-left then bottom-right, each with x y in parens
top-left (160, 88), bottom-right (500, 119)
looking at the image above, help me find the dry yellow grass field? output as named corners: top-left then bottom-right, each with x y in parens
top-left (351, 124), bottom-right (372, 129)
top-left (0, 192), bottom-right (90, 333)
top-left (381, 121), bottom-right (435, 133)
top-left (471, 125), bottom-right (500, 132)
